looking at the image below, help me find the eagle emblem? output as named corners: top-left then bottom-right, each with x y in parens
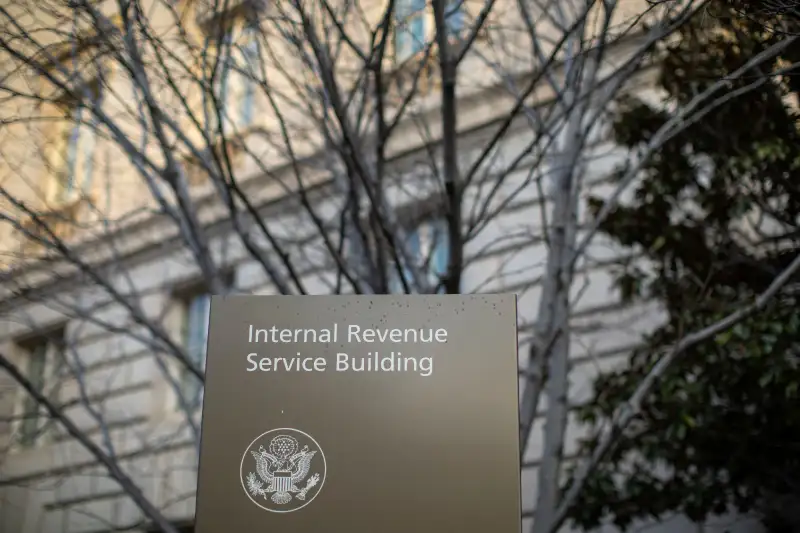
top-left (241, 429), bottom-right (326, 512)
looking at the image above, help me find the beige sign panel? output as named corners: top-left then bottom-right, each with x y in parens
top-left (195, 295), bottom-right (521, 533)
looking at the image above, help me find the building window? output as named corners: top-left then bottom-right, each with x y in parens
top-left (17, 333), bottom-right (64, 449)
top-left (445, 0), bottom-right (465, 35)
top-left (55, 96), bottom-right (99, 203)
top-left (178, 291), bottom-right (211, 411)
top-left (238, 24), bottom-right (259, 128)
top-left (390, 218), bottom-right (450, 293)
top-left (216, 30), bottom-right (234, 131)
top-left (394, 0), bottom-right (464, 62)
top-left (395, 0), bottom-right (426, 62)
top-left (172, 273), bottom-right (233, 411)
top-left (215, 23), bottom-right (260, 133)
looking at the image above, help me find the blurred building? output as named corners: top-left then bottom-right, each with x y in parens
top-left (0, 1), bottom-right (758, 533)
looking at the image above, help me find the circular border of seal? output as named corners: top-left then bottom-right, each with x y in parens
top-left (239, 427), bottom-right (327, 513)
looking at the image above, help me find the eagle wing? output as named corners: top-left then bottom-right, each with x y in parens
top-left (291, 450), bottom-right (317, 483)
top-left (251, 451), bottom-right (278, 483)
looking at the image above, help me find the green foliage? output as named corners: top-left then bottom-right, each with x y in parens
top-left (568, 3), bottom-right (800, 532)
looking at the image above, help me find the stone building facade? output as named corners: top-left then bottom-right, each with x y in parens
top-left (0, 0), bottom-right (762, 532)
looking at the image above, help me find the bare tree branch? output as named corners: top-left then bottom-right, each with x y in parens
top-left (0, 351), bottom-right (181, 533)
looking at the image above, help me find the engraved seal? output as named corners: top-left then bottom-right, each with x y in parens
top-left (240, 427), bottom-right (326, 513)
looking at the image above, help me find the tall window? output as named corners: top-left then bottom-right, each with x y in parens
top-left (216, 29), bottom-right (235, 132)
top-left (215, 23), bottom-right (260, 133)
top-left (238, 24), bottom-right (259, 128)
top-left (179, 292), bottom-right (211, 410)
top-left (56, 97), bottom-right (99, 203)
top-left (390, 218), bottom-right (450, 293)
top-left (17, 334), bottom-right (63, 449)
top-left (445, 0), bottom-right (465, 35)
top-left (395, 0), bottom-right (426, 62)
top-left (394, 0), bottom-right (464, 62)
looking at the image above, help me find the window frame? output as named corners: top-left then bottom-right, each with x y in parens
top-left (52, 87), bottom-right (101, 205)
top-left (389, 216), bottom-right (451, 294)
top-left (444, 0), bottom-right (465, 36)
top-left (238, 23), bottom-right (260, 129)
top-left (168, 272), bottom-right (234, 414)
top-left (393, 0), bottom-right (465, 63)
top-left (394, 0), bottom-right (427, 62)
top-left (13, 330), bottom-right (66, 451)
top-left (216, 28), bottom-right (235, 132)
top-left (178, 291), bottom-right (212, 411)
top-left (210, 21), bottom-right (260, 134)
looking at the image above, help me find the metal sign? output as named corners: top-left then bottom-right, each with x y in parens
top-left (195, 295), bottom-right (521, 533)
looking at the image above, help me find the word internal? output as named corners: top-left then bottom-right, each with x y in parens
top-left (245, 352), bottom-right (434, 377)
top-left (248, 324), bottom-right (448, 344)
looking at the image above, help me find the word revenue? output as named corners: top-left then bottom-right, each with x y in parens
top-left (247, 324), bottom-right (449, 344)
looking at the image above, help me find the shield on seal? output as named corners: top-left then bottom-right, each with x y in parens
top-left (273, 470), bottom-right (292, 493)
